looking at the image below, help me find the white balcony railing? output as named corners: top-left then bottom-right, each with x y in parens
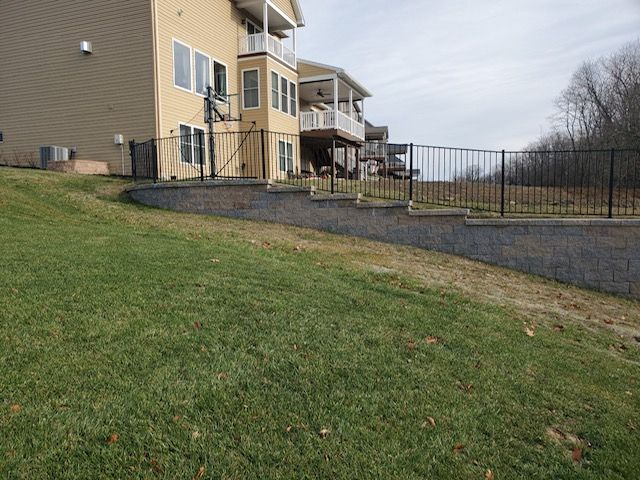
top-left (300, 110), bottom-right (365, 141)
top-left (238, 33), bottom-right (296, 69)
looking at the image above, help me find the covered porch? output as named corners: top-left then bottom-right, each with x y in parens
top-left (298, 60), bottom-right (371, 142)
top-left (236, 0), bottom-right (304, 70)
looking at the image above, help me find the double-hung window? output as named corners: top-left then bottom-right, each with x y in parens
top-left (214, 61), bottom-right (228, 98)
top-left (278, 140), bottom-right (293, 173)
top-left (194, 51), bottom-right (211, 96)
top-left (173, 40), bottom-right (192, 92)
top-left (271, 71), bottom-right (280, 109)
top-left (179, 124), bottom-right (205, 166)
top-left (271, 71), bottom-right (297, 117)
top-left (280, 76), bottom-right (289, 114)
top-left (289, 82), bottom-right (297, 116)
top-left (242, 69), bottom-right (260, 109)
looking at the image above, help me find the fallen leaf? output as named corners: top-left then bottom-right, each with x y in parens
top-left (485, 470), bottom-right (495, 480)
top-left (10, 288), bottom-right (18, 294)
top-left (572, 447), bottom-right (582, 462)
top-left (10, 404), bottom-right (22, 413)
top-left (5, 450), bottom-right (16, 458)
top-left (172, 415), bottom-right (182, 422)
top-left (553, 325), bottom-right (565, 332)
top-left (407, 340), bottom-right (417, 351)
top-left (422, 416), bottom-right (436, 428)
top-left (191, 431), bottom-right (201, 439)
top-left (319, 428), bottom-right (330, 438)
top-left (425, 336), bottom-right (439, 344)
top-left (210, 258), bottom-right (220, 263)
top-left (194, 465), bottom-right (205, 479)
top-left (216, 372), bottom-right (229, 380)
top-left (285, 425), bottom-right (292, 433)
top-left (262, 242), bottom-right (272, 249)
top-left (453, 443), bottom-right (465, 455)
top-left (457, 381), bottom-right (473, 394)
top-left (193, 321), bottom-right (202, 330)
top-left (107, 434), bottom-right (119, 445)
top-left (293, 245), bottom-right (303, 252)
top-left (603, 319), bottom-right (614, 325)
top-left (150, 459), bottom-right (162, 474)
top-left (525, 325), bottom-right (536, 337)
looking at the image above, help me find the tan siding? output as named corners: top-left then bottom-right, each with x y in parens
top-left (298, 63), bottom-right (335, 79)
top-left (271, 0), bottom-right (296, 24)
top-left (0, 0), bottom-right (156, 173)
top-left (156, 0), bottom-right (246, 142)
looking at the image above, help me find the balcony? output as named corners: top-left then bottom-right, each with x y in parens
top-left (300, 110), bottom-right (365, 141)
top-left (238, 33), bottom-right (297, 69)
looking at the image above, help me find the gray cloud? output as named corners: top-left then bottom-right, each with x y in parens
top-left (298, 0), bottom-right (640, 149)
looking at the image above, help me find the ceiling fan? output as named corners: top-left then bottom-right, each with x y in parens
top-left (316, 89), bottom-right (326, 98)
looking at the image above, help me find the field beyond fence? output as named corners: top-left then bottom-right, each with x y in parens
top-left (130, 131), bottom-right (640, 218)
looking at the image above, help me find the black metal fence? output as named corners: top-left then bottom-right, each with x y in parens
top-left (130, 131), bottom-right (640, 218)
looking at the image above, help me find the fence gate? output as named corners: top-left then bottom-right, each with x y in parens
top-left (129, 139), bottom-right (157, 181)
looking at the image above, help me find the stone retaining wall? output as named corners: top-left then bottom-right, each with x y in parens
top-left (127, 181), bottom-right (640, 299)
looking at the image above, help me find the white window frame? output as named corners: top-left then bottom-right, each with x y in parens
top-left (289, 81), bottom-right (297, 118)
top-left (278, 140), bottom-right (294, 173)
top-left (172, 39), bottom-right (193, 93)
top-left (178, 123), bottom-right (206, 165)
top-left (242, 68), bottom-right (261, 110)
top-left (280, 74), bottom-right (289, 115)
top-left (271, 70), bottom-right (297, 118)
top-left (246, 19), bottom-right (263, 35)
top-left (271, 70), bottom-right (280, 110)
top-left (212, 59), bottom-right (229, 100)
top-left (194, 49), bottom-right (211, 97)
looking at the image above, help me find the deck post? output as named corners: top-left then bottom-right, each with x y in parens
top-left (331, 138), bottom-right (336, 194)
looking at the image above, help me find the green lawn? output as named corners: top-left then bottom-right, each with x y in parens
top-left (1, 167), bottom-right (639, 479)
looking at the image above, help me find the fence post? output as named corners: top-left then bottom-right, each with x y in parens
top-left (331, 138), bottom-right (336, 194)
top-left (500, 149), bottom-right (506, 217)
top-left (409, 143), bottom-right (414, 202)
top-left (152, 139), bottom-right (158, 184)
top-left (199, 133), bottom-right (205, 182)
top-left (608, 148), bottom-right (615, 219)
top-left (260, 129), bottom-right (267, 180)
top-left (129, 140), bottom-right (137, 181)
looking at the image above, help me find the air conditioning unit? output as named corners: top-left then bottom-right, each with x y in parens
top-left (39, 146), bottom-right (71, 169)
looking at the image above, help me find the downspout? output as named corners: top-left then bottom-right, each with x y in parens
top-left (151, 0), bottom-right (162, 140)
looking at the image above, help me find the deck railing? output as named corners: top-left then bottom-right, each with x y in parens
top-left (300, 110), bottom-right (365, 140)
top-left (239, 33), bottom-right (296, 69)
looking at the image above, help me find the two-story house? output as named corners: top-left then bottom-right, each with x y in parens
top-left (0, 0), bottom-right (373, 180)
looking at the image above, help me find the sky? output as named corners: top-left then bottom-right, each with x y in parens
top-left (296, 0), bottom-right (640, 149)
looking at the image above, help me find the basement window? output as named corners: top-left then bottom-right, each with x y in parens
top-left (278, 140), bottom-right (293, 173)
top-left (179, 124), bottom-right (205, 165)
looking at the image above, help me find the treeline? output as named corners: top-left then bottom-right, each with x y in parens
top-left (528, 39), bottom-right (640, 151)
top-left (496, 40), bottom-right (640, 188)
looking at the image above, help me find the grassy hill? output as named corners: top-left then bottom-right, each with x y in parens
top-left (1, 167), bottom-right (639, 479)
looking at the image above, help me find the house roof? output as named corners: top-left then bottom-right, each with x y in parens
top-left (365, 120), bottom-right (389, 141)
top-left (298, 59), bottom-right (373, 98)
top-left (235, 0), bottom-right (305, 29)
top-left (291, 0), bottom-right (305, 27)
